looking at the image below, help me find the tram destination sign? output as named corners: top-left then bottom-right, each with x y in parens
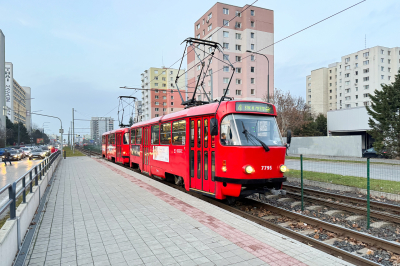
top-left (235, 102), bottom-right (274, 114)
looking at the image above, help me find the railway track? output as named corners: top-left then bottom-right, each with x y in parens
top-left (84, 153), bottom-right (400, 266)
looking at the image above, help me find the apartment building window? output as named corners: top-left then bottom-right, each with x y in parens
top-left (155, 83), bottom-right (159, 86)
top-left (223, 43), bottom-right (229, 49)
top-left (381, 49), bottom-right (384, 54)
top-left (171, 108), bottom-right (174, 111)
top-left (196, 23), bottom-right (200, 30)
top-left (223, 66), bottom-right (229, 72)
top-left (236, 79), bottom-right (241, 84)
top-left (363, 77), bottom-right (369, 81)
top-left (356, 95), bottom-right (358, 99)
top-left (235, 45), bottom-right (241, 51)
top-left (236, 56), bottom-right (241, 62)
top-left (235, 33), bottom-right (241, 39)
top-left (155, 114), bottom-right (159, 117)
top-left (155, 95), bottom-right (159, 99)
top-left (329, 90), bottom-right (332, 93)
top-left (250, 66), bottom-right (255, 73)
top-left (223, 54), bottom-right (229, 61)
top-left (171, 102), bottom-right (174, 106)
top-left (345, 88), bottom-right (350, 93)
top-left (250, 44), bottom-right (254, 50)
top-left (197, 34), bottom-right (200, 39)
top-left (208, 13), bottom-right (212, 19)
top-left (208, 24), bottom-right (212, 31)
top-left (235, 22), bottom-right (241, 28)
top-left (388, 67), bottom-right (391, 72)
top-left (339, 79), bottom-right (342, 83)
top-left (363, 60), bottom-right (369, 65)
top-left (162, 90), bottom-right (166, 93)
top-left (381, 58), bottom-right (384, 63)
top-left (208, 80), bottom-right (211, 86)
top-left (197, 95), bottom-right (201, 101)
top-left (345, 65), bottom-right (350, 70)
top-left (356, 87), bottom-right (358, 91)
top-left (251, 89), bottom-right (255, 95)
top-left (381, 75), bottom-right (384, 80)
top-left (223, 78), bottom-right (229, 83)
top-left (155, 76), bottom-right (159, 80)
top-left (236, 67), bottom-right (241, 73)
top-left (223, 8), bottom-right (229, 14)
top-left (250, 78), bottom-right (255, 84)
top-left (223, 19), bottom-right (229, 26)
top-left (223, 89), bottom-right (229, 95)
top-left (308, 77), bottom-right (311, 81)
top-left (155, 108), bottom-right (159, 111)
top-left (388, 59), bottom-right (391, 64)
top-left (345, 96), bottom-right (351, 100)
top-left (155, 102), bottom-right (159, 105)
top-left (162, 84), bottom-right (166, 87)
top-left (329, 70), bottom-right (332, 73)
top-left (388, 51), bottom-right (391, 56)
top-left (308, 101), bottom-right (311, 105)
top-left (308, 95), bottom-right (311, 99)
top-left (388, 76), bottom-right (391, 80)
top-left (251, 55), bottom-right (255, 61)
top-left (171, 96), bottom-right (174, 99)
top-left (340, 93), bottom-right (342, 97)
top-left (162, 77), bottom-right (166, 81)
top-left (355, 63), bottom-right (358, 68)
top-left (250, 21), bottom-right (255, 27)
top-left (163, 102), bottom-right (167, 106)
top-left (329, 83), bottom-right (332, 87)
top-left (364, 101), bottom-right (369, 106)
top-left (251, 32), bottom-right (255, 38)
top-left (345, 104), bottom-right (351, 108)
top-left (381, 66), bottom-right (384, 71)
top-left (309, 89), bottom-right (312, 93)
top-left (330, 96), bottom-right (332, 100)
top-left (236, 90), bottom-right (242, 95)
top-left (345, 57), bottom-right (350, 63)
top-left (345, 81), bottom-right (350, 85)
top-left (163, 96), bottom-right (166, 99)
top-left (308, 83), bottom-right (311, 87)
top-left (155, 89), bottom-right (159, 93)
top-left (223, 31), bottom-right (229, 37)
top-left (363, 52), bottom-right (369, 57)
top-left (364, 85), bottom-right (369, 89)
top-left (363, 68), bottom-right (369, 73)
top-left (250, 10), bottom-right (255, 16)
top-left (345, 73), bottom-right (350, 78)
top-left (236, 11), bottom-right (241, 17)
top-left (355, 71), bottom-right (358, 75)
top-left (355, 55), bottom-right (358, 59)
top-left (363, 93), bottom-right (369, 98)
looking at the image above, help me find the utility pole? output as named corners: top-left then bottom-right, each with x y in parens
top-left (72, 108), bottom-right (75, 154)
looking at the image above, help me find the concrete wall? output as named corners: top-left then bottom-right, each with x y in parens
top-left (0, 154), bottom-right (61, 266)
top-left (287, 135), bottom-right (362, 157)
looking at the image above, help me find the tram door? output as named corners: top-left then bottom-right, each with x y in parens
top-left (143, 127), bottom-right (151, 173)
top-left (190, 117), bottom-right (216, 194)
top-left (116, 133), bottom-right (122, 162)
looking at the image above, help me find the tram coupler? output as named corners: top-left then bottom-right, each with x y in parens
top-left (269, 188), bottom-right (286, 196)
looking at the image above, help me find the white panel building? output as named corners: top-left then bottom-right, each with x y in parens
top-left (0, 30), bottom-right (5, 135)
top-left (90, 117), bottom-right (114, 143)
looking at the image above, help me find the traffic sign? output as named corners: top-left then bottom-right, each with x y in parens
top-left (59, 129), bottom-right (64, 133)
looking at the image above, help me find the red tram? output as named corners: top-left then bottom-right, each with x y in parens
top-left (102, 100), bottom-right (290, 201)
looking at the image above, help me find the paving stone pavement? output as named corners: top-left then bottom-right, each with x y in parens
top-left (26, 157), bottom-right (353, 266)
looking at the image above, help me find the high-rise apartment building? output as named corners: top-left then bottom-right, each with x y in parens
top-left (141, 67), bottom-right (185, 121)
top-left (90, 117), bottom-right (114, 142)
top-left (0, 30), bottom-right (5, 134)
top-left (133, 100), bottom-right (143, 123)
top-left (4, 62), bottom-right (31, 127)
top-left (188, 3), bottom-right (274, 102)
top-left (23, 86), bottom-right (32, 132)
top-left (307, 46), bottom-right (400, 115)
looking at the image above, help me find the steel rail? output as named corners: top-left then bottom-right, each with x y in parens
top-left (92, 158), bottom-right (392, 266)
top-left (284, 184), bottom-right (400, 213)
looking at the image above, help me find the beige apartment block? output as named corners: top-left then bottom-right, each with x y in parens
top-left (307, 45), bottom-right (400, 115)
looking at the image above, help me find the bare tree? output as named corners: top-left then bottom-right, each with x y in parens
top-left (263, 88), bottom-right (309, 136)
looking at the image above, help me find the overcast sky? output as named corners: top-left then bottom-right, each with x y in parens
top-left (1, 0), bottom-right (399, 138)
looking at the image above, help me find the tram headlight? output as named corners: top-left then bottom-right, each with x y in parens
top-left (280, 165), bottom-right (287, 173)
top-left (222, 166), bottom-right (227, 172)
top-left (222, 160), bottom-right (227, 172)
top-left (244, 165), bottom-right (255, 174)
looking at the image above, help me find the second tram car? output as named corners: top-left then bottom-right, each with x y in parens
top-left (102, 100), bottom-right (290, 200)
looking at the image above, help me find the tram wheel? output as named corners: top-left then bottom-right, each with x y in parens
top-left (225, 196), bottom-right (236, 206)
top-left (174, 176), bottom-right (184, 186)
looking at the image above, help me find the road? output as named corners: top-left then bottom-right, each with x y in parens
top-left (1, 157), bottom-right (43, 209)
top-left (285, 159), bottom-right (400, 181)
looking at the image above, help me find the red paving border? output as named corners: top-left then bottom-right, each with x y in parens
top-left (96, 159), bottom-right (306, 266)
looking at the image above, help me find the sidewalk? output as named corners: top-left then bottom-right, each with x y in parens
top-left (25, 157), bottom-right (352, 266)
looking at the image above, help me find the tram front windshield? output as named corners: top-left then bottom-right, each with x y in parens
top-left (220, 114), bottom-right (283, 146)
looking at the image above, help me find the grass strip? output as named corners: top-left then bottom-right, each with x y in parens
top-left (285, 169), bottom-right (400, 195)
top-left (285, 156), bottom-right (399, 166)
top-left (62, 147), bottom-right (85, 157)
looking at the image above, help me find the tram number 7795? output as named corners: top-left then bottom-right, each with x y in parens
top-left (261, 166), bottom-right (272, 170)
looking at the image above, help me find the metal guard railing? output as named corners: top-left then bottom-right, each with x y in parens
top-left (0, 150), bottom-right (61, 220)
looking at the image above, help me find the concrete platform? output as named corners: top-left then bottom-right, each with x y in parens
top-left (25, 157), bottom-right (352, 266)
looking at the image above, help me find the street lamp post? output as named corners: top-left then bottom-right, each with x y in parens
top-left (30, 112), bottom-right (63, 153)
top-left (246, 50), bottom-right (270, 103)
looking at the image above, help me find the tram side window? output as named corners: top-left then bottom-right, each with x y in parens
top-left (130, 129), bottom-right (135, 144)
top-left (136, 128), bottom-right (142, 144)
top-left (108, 134), bottom-right (115, 145)
top-left (172, 120), bottom-right (186, 145)
top-left (102, 136), bottom-right (105, 144)
top-left (160, 123), bottom-right (171, 145)
top-left (123, 132), bottom-right (129, 144)
top-left (220, 115), bottom-right (240, 145)
top-left (151, 125), bottom-right (160, 144)
top-left (190, 120), bottom-right (195, 147)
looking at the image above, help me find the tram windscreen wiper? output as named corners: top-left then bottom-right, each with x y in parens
top-left (241, 122), bottom-right (270, 152)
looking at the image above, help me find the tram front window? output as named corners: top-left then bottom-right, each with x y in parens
top-left (220, 114), bottom-right (283, 146)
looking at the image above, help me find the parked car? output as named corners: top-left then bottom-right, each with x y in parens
top-left (29, 149), bottom-right (47, 160)
top-left (17, 149), bottom-right (26, 159)
top-left (9, 150), bottom-right (22, 161)
top-left (21, 147), bottom-right (32, 157)
top-left (0, 148), bottom-right (5, 157)
top-left (362, 147), bottom-right (387, 158)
